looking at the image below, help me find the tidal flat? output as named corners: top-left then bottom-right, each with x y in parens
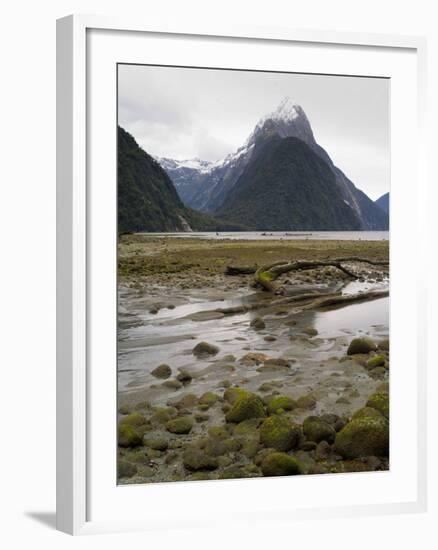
top-left (117, 235), bottom-right (390, 483)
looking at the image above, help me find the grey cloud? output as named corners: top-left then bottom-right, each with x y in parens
top-left (118, 64), bottom-right (389, 199)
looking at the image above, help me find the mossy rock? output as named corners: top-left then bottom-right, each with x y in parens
top-left (119, 412), bottom-right (147, 427)
top-left (250, 317), bottom-right (266, 330)
top-left (296, 395), bottom-right (317, 410)
top-left (170, 393), bottom-right (198, 410)
top-left (143, 436), bottom-right (169, 451)
top-left (199, 392), bottom-right (220, 407)
top-left (192, 341), bottom-right (220, 358)
top-left (240, 437), bottom-right (260, 458)
top-left (365, 355), bottom-right (386, 369)
top-left (208, 425), bottom-right (229, 439)
top-left (366, 392), bottom-right (389, 419)
top-left (260, 452), bottom-right (302, 476)
top-left (347, 337), bottom-right (377, 355)
top-left (151, 364), bottom-right (172, 379)
top-left (260, 416), bottom-right (300, 451)
top-left (303, 416), bottom-right (336, 444)
top-left (165, 416), bottom-right (194, 434)
top-left (183, 447), bottom-right (219, 471)
top-left (376, 381), bottom-right (390, 394)
top-left (336, 397), bottom-right (351, 405)
top-left (117, 460), bottom-right (138, 478)
top-left (352, 406), bottom-right (383, 421)
top-left (369, 367), bottom-right (388, 379)
top-left (334, 416), bottom-right (389, 458)
top-left (223, 387), bottom-right (250, 404)
top-left (267, 396), bottom-right (297, 415)
top-left (303, 326), bottom-right (318, 336)
top-left (188, 472), bottom-right (212, 481)
top-left (225, 392), bottom-right (266, 423)
top-left (151, 407), bottom-right (177, 424)
top-left (118, 424), bottom-right (143, 448)
top-left (118, 404), bottom-right (132, 415)
top-left (233, 418), bottom-right (262, 437)
top-left (378, 339), bottom-right (390, 351)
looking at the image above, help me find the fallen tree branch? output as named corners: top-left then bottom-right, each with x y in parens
top-left (254, 257), bottom-right (389, 292)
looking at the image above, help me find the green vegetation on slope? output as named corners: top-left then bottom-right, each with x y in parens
top-left (118, 126), bottom-right (246, 233)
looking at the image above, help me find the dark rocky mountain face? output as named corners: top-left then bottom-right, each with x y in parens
top-left (217, 136), bottom-right (362, 231)
top-left (375, 192), bottom-right (389, 215)
top-left (118, 127), bottom-right (247, 233)
top-left (158, 98), bottom-right (389, 230)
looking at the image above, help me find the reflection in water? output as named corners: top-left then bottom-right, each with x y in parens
top-left (314, 297), bottom-right (389, 337)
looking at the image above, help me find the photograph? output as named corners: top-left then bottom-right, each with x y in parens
top-left (116, 64), bottom-right (390, 484)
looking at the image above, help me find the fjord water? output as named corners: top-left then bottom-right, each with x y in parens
top-left (140, 231), bottom-right (389, 241)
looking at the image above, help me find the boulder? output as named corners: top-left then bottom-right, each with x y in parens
top-left (225, 392), bottom-right (266, 423)
top-left (260, 416), bottom-right (301, 451)
top-left (151, 364), bottom-right (172, 379)
top-left (183, 447), bottom-right (219, 471)
top-left (118, 424), bottom-right (143, 448)
top-left (366, 392), bottom-right (389, 419)
top-left (250, 317), bottom-right (266, 330)
top-left (165, 416), bottom-right (194, 434)
top-left (192, 341), bottom-right (220, 358)
top-left (303, 416), bottom-right (336, 444)
top-left (267, 396), bottom-right (297, 414)
top-left (260, 452), bottom-right (302, 476)
top-left (117, 460), bottom-right (138, 478)
top-left (334, 416), bottom-right (389, 458)
top-left (347, 337), bottom-right (377, 355)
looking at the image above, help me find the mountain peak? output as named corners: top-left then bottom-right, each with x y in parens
top-left (271, 97), bottom-right (303, 121)
top-left (246, 98), bottom-right (314, 149)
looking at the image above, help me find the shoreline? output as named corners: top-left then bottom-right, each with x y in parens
top-left (117, 236), bottom-right (390, 483)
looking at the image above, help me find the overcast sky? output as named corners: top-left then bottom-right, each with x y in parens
top-left (118, 64), bottom-right (389, 200)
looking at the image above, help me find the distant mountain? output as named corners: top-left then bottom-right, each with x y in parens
top-left (118, 127), bottom-right (246, 233)
top-left (159, 97), bottom-right (389, 230)
top-left (375, 192), bottom-right (389, 215)
top-left (217, 135), bottom-right (362, 231)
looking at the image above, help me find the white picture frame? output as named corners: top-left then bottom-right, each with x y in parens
top-left (56, 14), bottom-right (428, 535)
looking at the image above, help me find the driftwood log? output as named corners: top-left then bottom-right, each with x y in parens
top-left (227, 257), bottom-right (389, 293)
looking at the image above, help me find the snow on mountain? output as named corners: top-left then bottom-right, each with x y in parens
top-left (155, 97), bottom-right (389, 229)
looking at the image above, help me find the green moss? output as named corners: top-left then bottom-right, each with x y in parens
top-left (267, 396), bottom-right (297, 414)
top-left (334, 416), bottom-right (389, 459)
top-left (118, 424), bottom-right (143, 448)
top-left (198, 392), bottom-right (220, 407)
top-left (259, 416), bottom-right (300, 451)
top-left (366, 392), bottom-right (389, 419)
top-left (303, 416), bottom-right (336, 444)
top-left (118, 404), bottom-right (132, 415)
top-left (365, 355), bottom-right (386, 369)
top-left (296, 395), bottom-right (317, 410)
top-left (223, 387), bottom-right (250, 404)
top-left (165, 416), bottom-right (194, 434)
top-left (208, 426), bottom-right (229, 439)
top-left (347, 337), bottom-right (377, 355)
top-left (183, 447), bottom-right (219, 471)
top-left (225, 392), bottom-right (266, 423)
top-left (143, 436), bottom-right (169, 451)
top-left (260, 452), bottom-right (302, 476)
top-left (119, 412), bottom-right (147, 427)
top-left (117, 460), bottom-right (138, 479)
top-left (233, 418), bottom-right (262, 437)
top-left (352, 407), bottom-right (383, 421)
top-left (151, 407), bottom-right (177, 424)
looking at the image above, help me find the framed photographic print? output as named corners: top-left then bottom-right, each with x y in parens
top-left (57, 15), bottom-right (427, 535)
